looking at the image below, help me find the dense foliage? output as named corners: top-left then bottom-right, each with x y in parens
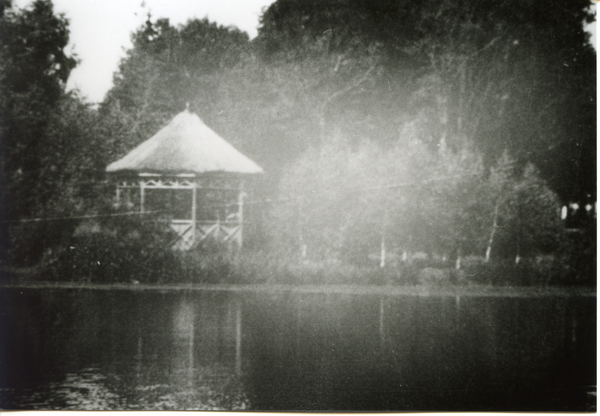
top-left (256, 0), bottom-right (596, 204)
top-left (0, 0), bottom-right (85, 262)
top-left (270, 135), bottom-right (566, 268)
top-left (101, 17), bottom-right (252, 157)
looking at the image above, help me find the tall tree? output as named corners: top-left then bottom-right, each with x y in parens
top-left (0, 1), bottom-right (116, 264)
top-left (256, 0), bottom-right (596, 204)
top-left (408, 0), bottom-right (596, 204)
top-left (256, 0), bottom-right (422, 145)
top-left (0, 0), bottom-right (77, 219)
top-left (101, 16), bottom-right (251, 154)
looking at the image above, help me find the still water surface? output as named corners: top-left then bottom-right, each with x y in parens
top-left (0, 287), bottom-right (595, 411)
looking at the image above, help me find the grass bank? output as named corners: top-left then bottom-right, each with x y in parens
top-left (0, 280), bottom-right (595, 299)
top-left (1, 249), bottom-right (595, 288)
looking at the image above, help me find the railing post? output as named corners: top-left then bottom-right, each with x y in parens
top-left (139, 180), bottom-right (145, 214)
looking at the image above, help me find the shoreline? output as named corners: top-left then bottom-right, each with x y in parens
top-left (0, 280), bottom-right (595, 298)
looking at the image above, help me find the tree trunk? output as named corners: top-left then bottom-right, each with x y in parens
top-left (319, 65), bottom-right (375, 140)
top-left (485, 201), bottom-right (499, 263)
top-left (515, 204), bottom-right (522, 265)
top-left (380, 235), bottom-right (386, 268)
top-left (380, 207), bottom-right (387, 268)
top-left (297, 204), bottom-right (306, 259)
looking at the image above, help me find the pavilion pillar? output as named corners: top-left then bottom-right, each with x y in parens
top-left (139, 180), bottom-right (146, 214)
top-left (115, 186), bottom-right (121, 206)
top-left (237, 181), bottom-right (245, 248)
top-left (235, 298), bottom-right (242, 375)
top-left (192, 181), bottom-right (197, 248)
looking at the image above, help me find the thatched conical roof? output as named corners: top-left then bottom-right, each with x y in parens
top-left (106, 110), bottom-right (263, 175)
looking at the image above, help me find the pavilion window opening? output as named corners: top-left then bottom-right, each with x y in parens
top-left (144, 186), bottom-right (194, 220)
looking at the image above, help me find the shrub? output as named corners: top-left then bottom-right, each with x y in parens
top-left (556, 225), bottom-right (596, 286)
top-left (46, 214), bottom-right (181, 284)
top-left (461, 256), bottom-right (571, 287)
top-left (177, 249), bottom-right (235, 284)
top-left (6, 219), bottom-right (78, 267)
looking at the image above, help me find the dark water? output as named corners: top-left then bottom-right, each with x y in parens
top-left (0, 287), bottom-right (595, 411)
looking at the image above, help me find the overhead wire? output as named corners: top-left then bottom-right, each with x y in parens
top-left (2, 171), bottom-right (484, 224)
top-left (0, 210), bottom-right (165, 224)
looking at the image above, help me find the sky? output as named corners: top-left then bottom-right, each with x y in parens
top-left (12, 0), bottom-right (598, 105)
top-left (13, 0), bottom-right (276, 103)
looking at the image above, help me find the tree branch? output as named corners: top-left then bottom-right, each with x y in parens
top-left (319, 64), bottom-right (376, 138)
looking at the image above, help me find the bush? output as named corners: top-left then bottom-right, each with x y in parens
top-left (6, 219), bottom-right (78, 267)
top-left (46, 215), bottom-right (181, 284)
top-left (460, 256), bottom-right (571, 287)
top-left (556, 225), bottom-right (596, 287)
top-left (177, 249), bottom-right (235, 284)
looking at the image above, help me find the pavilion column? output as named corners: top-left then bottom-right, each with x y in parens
top-left (115, 185), bottom-right (121, 206)
top-left (235, 298), bottom-right (242, 374)
top-left (192, 181), bottom-right (197, 248)
top-left (139, 180), bottom-right (146, 214)
top-left (237, 181), bottom-right (245, 248)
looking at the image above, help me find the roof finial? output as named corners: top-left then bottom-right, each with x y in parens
top-left (185, 102), bottom-right (190, 112)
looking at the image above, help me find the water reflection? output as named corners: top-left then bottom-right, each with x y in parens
top-left (0, 288), bottom-right (595, 411)
top-left (0, 290), bottom-right (248, 410)
top-left (158, 293), bottom-right (247, 410)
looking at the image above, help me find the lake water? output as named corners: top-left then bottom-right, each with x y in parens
top-left (0, 287), bottom-right (595, 411)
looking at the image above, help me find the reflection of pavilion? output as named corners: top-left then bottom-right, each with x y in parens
top-left (171, 295), bottom-right (243, 385)
top-left (107, 110), bottom-right (263, 250)
top-left (129, 294), bottom-right (247, 409)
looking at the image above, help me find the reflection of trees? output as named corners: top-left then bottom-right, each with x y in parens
top-left (241, 292), bottom-right (594, 411)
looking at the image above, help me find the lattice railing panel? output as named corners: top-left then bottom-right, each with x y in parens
top-left (169, 221), bottom-right (242, 250)
top-left (170, 221), bottom-right (195, 250)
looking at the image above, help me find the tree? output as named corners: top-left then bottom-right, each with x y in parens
top-left (270, 133), bottom-right (444, 265)
top-left (481, 153), bottom-right (565, 263)
top-left (0, 0), bottom-right (77, 217)
top-left (256, 0), bottom-right (422, 146)
top-left (0, 0), bottom-right (79, 261)
top-left (421, 145), bottom-right (487, 267)
top-left (397, 0), bottom-right (595, 203)
top-left (5, 92), bottom-right (115, 265)
top-left (101, 16), bottom-right (251, 154)
top-left (502, 164), bottom-right (565, 263)
top-left (0, 1), bottom-right (125, 265)
top-left (270, 127), bottom-right (564, 273)
top-left (270, 136), bottom-right (375, 260)
top-left (256, 0), bottom-right (596, 204)
top-left (483, 151), bottom-right (514, 263)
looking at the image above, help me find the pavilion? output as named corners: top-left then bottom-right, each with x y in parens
top-left (106, 109), bottom-right (263, 250)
